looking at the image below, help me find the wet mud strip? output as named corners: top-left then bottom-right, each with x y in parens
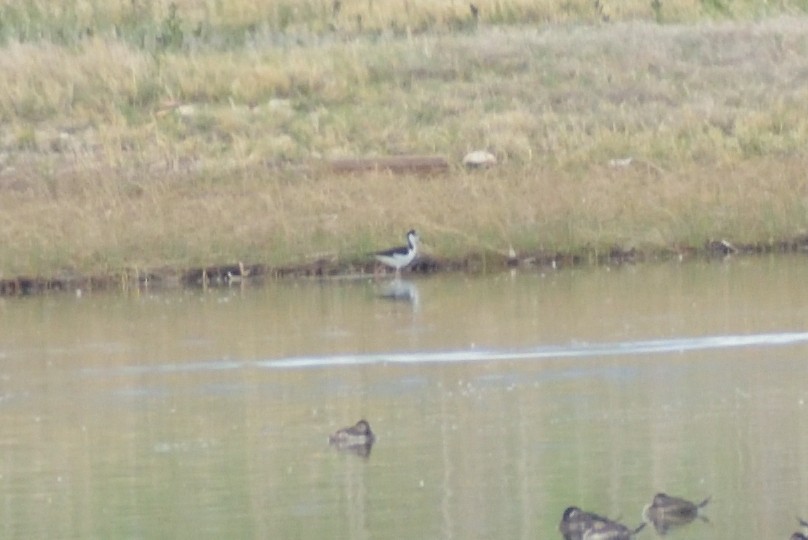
top-left (2, 238), bottom-right (808, 296)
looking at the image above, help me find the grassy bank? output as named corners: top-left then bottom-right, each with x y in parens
top-left (2, 3), bottom-right (808, 284)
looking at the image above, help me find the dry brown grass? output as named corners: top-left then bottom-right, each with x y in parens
top-left (3, 11), bottom-right (808, 278)
top-left (3, 153), bottom-right (808, 277)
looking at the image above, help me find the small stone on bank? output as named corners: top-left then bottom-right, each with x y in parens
top-left (463, 150), bottom-right (497, 169)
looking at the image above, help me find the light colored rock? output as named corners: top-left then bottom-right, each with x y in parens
top-left (463, 150), bottom-right (497, 169)
top-left (608, 156), bottom-right (633, 167)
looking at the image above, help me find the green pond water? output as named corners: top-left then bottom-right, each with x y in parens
top-left (1, 256), bottom-right (807, 538)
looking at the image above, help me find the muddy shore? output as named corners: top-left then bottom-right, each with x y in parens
top-left (4, 237), bottom-right (807, 297)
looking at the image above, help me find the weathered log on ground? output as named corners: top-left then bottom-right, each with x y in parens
top-left (326, 155), bottom-right (449, 175)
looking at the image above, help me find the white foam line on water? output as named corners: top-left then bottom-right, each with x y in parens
top-left (261, 331), bottom-right (808, 369)
top-left (82, 359), bottom-right (245, 376)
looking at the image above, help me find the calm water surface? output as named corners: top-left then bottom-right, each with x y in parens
top-left (1, 256), bottom-right (808, 538)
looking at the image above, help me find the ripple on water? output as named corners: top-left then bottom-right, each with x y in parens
top-left (74, 331), bottom-right (808, 377)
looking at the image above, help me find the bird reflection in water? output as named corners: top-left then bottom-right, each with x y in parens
top-left (581, 520), bottom-right (645, 540)
top-left (378, 279), bottom-right (419, 308)
top-left (642, 493), bottom-right (710, 534)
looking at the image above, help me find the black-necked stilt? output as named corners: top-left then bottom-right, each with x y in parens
top-left (373, 229), bottom-right (419, 276)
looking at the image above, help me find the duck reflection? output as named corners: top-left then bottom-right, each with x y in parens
top-left (378, 279), bottom-right (419, 307)
top-left (328, 419), bottom-right (376, 458)
top-left (642, 493), bottom-right (710, 534)
top-left (559, 507), bottom-right (645, 540)
top-left (582, 520), bottom-right (645, 540)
